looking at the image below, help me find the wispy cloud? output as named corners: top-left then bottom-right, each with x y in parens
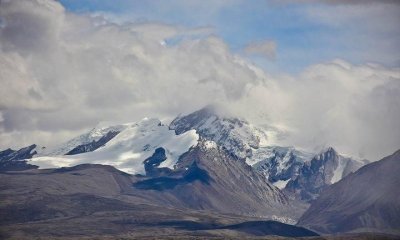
top-left (62, 0), bottom-right (400, 73)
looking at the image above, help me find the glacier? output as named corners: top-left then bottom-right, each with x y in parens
top-left (29, 118), bottom-right (199, 175)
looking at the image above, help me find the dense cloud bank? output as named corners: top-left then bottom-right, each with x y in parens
top-left (0, 0), bottom-right (399, 160)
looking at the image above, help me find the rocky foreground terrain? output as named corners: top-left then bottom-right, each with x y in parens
top-left (1, 164), bottom-right (398, 240)
top-left (0, 164), bottom-right (316, 239)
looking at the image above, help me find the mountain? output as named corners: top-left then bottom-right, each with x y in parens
top-left (0, 164), bottom-right (318, 239)
top-left (0, 106), bottom-right (368, 204)
top-left (29, 118), bottom-right (199, 174)
top-left (297, 149), bottom-right (400, 235)
top-left (27, 106), bottom-right (365, 203)
top-left (170, 105), bottom-right (268, 159)
top-left (1, 107), bottom-right (369, 208)
top-left (170, 106), bottom-right (368, 202)
top-left (4, 117), bottom-right (297, 220)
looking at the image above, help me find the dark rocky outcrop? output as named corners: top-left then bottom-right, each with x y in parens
top-left (65, 130), bottom-right (120, 155)
top-left (0, 144), bottom-right (38, 171)
top-left (135, 161), bottom-right (211, 191)
top-left (252, 146), bottom-right (307, 183)
top-left (142, 147), bottom-right (175, 177)
top-left (285, 147), bottom-right (340, 200)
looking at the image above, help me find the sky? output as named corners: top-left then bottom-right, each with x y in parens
top-left (0, 0), bottom-right (399, 160)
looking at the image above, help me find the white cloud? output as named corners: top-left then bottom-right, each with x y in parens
top-left (0, 0), bottom-right (399, 161)
top-left (0, 0), bottom-right (261, 148)
top-left (228, 59), bottom-right (400, 160)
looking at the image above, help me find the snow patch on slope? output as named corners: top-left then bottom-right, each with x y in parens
top-left (204, 140), bottom-right (218, 149)
top-left (331, 157), bottom-right (346, 184)
top-left (29, 118), bottom-right (199, 174)
top-left (330, 156), bottom-right (368, 184)
top-left (247, 146), bottom-right (313, 167)
top-left (273, 179), bottom-right (290, 190)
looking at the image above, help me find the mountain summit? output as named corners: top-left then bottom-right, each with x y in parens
top-left (170, 105), bottom-right (268, 159)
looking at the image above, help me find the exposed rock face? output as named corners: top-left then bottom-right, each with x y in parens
top-left (250, 146), bottom-right (312, 184)
top-left (284, 147), bottom-right (341, 200)
top-left (142, 147), bottom-right (174, 177)
top-left (249, 146), bottom-right (368, 202)
top-left (284, 148), bottom-right (367, 201)
top-left (297, 149), bottom-right (400, 234)
top-left (0, 144), bottom-right (38, 171)
top-left (65, 130), bottom-right (120, 155)
top-left (45, 124), bottom-right (127, 155)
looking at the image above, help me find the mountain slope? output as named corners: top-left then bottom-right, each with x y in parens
top-left (297, 149), bottom-right (400, 234)
top-left (29, 118), bottom-right (199, 174)
top-left (130, 140), bottom-right (302, 221)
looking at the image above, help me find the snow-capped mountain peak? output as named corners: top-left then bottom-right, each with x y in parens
top-left (170, 105), bottom-right (269, 159)
top-left (29, 118), bottom-right (199, 175)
